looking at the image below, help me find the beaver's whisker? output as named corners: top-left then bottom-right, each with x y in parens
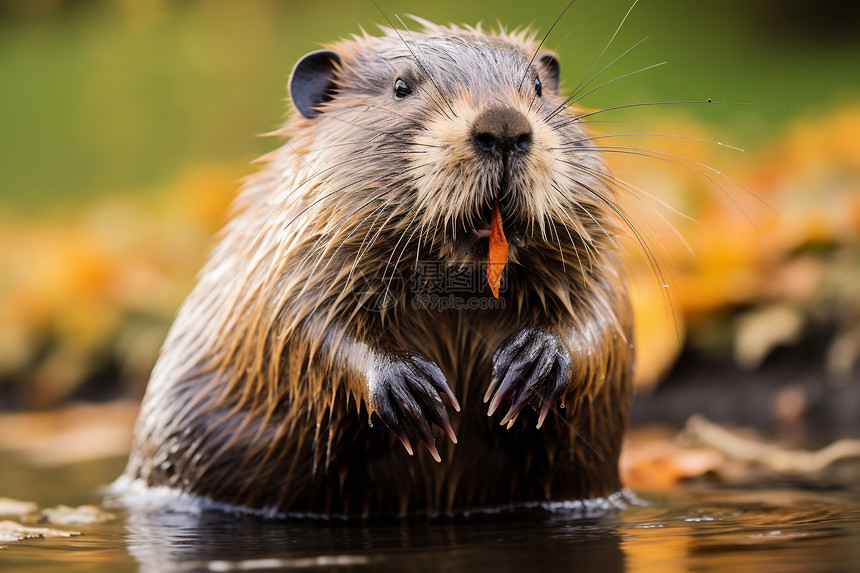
top-left (547, 217), bottom-right (566, 272)
top-left (259, 136), bottom-right (421, 242)
top-left (556, 131), bottom-right (745, 153)
top-left (544, 36), bottom-right (649, 123)
top-left (570, 161), bottom-right (698, 254)
top-left (573, 99), bottom-right (776, 123)
top-left (292, 184), bottom-right (390, 278)
top-left (384, 216), bottom-right (423, 298)
top-left (573, 144), bottom-right (775, 222)
top-left (537, 211), bottom-right (549, 242)
top-left (518, 0), bottom-right (576, 92)
top-left (323, 106), bottom-right (433, 138)
top-left (348, 209), bottom-right (395, 285)
top-left (550, 182), bottom-right (596, 272)
top-left (566, 0), bottom-right (640, 105)
top-left (342, 211), bottom-right (388, 287)
top-left (397, 161), bottom-right (436, 175)
top-left (328, 119), bottom-right (430, 146)
top-left (255, 111), bottom-right (324, 177)
top-left (554, 171), bottom-right (615, 245)
top-left (303, 200), bottom-right (391, 289)
top-left (528, 89), bottom-right (541, 114)
top-left (567, 166), bottom-right (680, 265)
top-left (352, 209), bottom-right (406, 276)
top-left (306, 207), bottom-right (393, 311)
top-left (557, 216), bottom-right (589, 283)
top-left (571, 176), bottom-right (678, 333)
top-left (548, 61), bottom-right (667, 123)
top-left (254, 148), bottom-right (406, 230)
top-left (372, 4), bottom-right (453, 118)
top-left (376, 100), bottom-right (422, 122)
top-left (375, 105), bottom-right (440, 133)
top-left (259, 129), bottom-right (387, 180)
top-left (247, 153), bottom-right (387, 259)
top-left (269, 139), bottom-right (386, 170)
top-left (381, 209), bottom-right (421, 284)
top-left (397, 15), bottom-right (458, 119)
top-left (280, 158), bottom-right (380, 221)
top-left (429, 218), bottom-right (442, 249)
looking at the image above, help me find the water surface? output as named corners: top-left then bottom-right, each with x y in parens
top-left (1, 452), bottom-right (858, 572)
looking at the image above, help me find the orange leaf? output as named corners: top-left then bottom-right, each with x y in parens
top-left (487, 202), bottom-right (508, 298)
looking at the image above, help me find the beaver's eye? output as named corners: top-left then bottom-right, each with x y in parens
top-left (534, 76), bottom-right (543, 98)
top-left (394, 78), bottom-right (413, 99)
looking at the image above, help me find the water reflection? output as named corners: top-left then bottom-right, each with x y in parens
top-left (621, 491), bottom-right (860, 573)
top-left (119, 489), bottom-right (860, 573)
top-left (124, 507), bottom-right (626, 572)
top-left (1, 451), bottom-right (858, 573)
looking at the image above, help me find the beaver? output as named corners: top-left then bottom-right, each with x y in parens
top-left (121, 19), bottom-right (634, 517)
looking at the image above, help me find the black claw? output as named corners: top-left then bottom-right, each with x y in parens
top-left (398, 435), bottom-right (414, 456)
top-left (424, 441), bottom-right (442, 463)
top-left (413, 355), bottom-right (461, 411)
top-left (488, 328), bottom-right (572, 428)
top-left (370, 353), bottom-right (459, 458)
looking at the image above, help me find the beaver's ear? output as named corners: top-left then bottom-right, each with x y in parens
top-left (289, 49), bottom-right (342, 119)
top-left (538, 52), bottom-right (561, 94)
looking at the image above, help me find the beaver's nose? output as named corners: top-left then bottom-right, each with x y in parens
top-left (471, 106), bottom-right (532, 157)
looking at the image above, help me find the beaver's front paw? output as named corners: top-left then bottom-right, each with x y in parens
top-left (485, 328), bottom-right (572, 428)
top-left (370, 354), bottom-right (460, 462)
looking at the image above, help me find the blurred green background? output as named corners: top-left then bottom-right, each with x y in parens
top-left (1, 0), bottom-right (859, 414)
top-left (2, 0), bottom-right (858, 210)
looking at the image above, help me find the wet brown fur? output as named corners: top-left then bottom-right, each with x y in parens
top-left (123, 20), bottom-right (634, 517)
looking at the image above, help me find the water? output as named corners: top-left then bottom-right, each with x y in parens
top-left (1, 452), bottom-right (859, 572)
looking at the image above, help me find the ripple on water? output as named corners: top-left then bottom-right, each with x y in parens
top-left (1, 449), bottom-right (859, 573)
top-left (619, 489), bottom-right (860, 572)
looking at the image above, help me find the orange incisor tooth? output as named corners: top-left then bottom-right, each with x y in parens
top-left (487, 202), bottom-right (508, 298)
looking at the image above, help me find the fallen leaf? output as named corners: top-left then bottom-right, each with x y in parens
top-left (487, 202), bottom-right (508, 298)
top-left (29, 504), bottom-right (115, 525)
top-left (0, 520), bottom-right (80, 543)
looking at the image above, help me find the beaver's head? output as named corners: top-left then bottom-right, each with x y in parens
top-left (285, 21), bottom-right (616, 280)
